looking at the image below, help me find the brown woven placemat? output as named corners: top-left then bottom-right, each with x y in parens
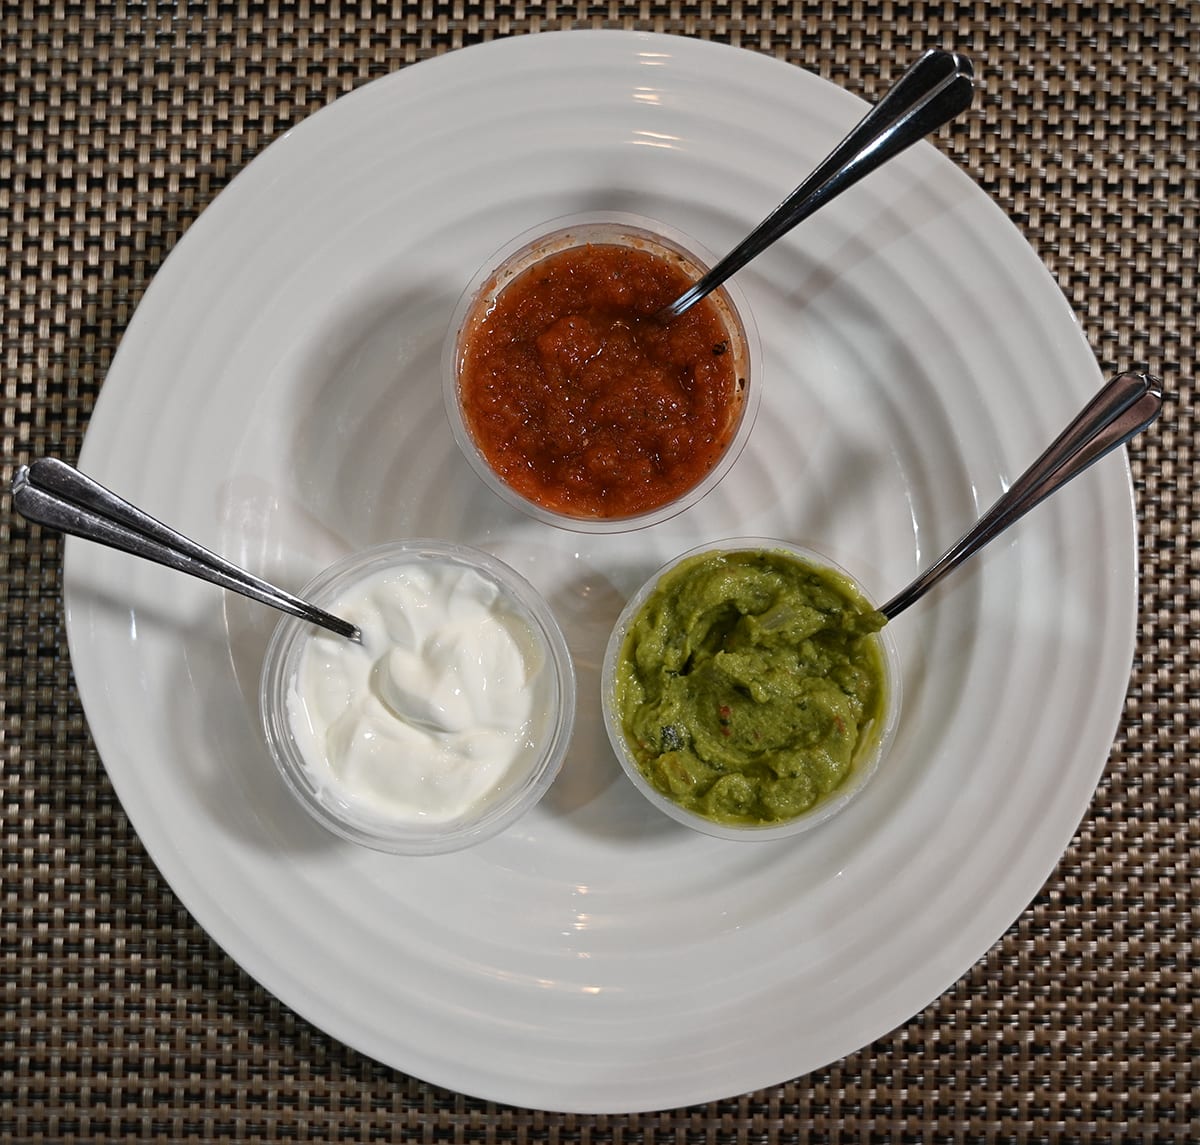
top-left (2, 2), bottom-right (1194, 1140)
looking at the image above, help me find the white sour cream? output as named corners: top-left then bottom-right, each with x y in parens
top-left (286, 560), bottom-right (548, 823)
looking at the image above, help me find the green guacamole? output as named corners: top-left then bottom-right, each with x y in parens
top-left (614, 548), bottom-right (889, 826)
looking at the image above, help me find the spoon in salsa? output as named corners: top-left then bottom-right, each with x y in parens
top-left (658, 48), bottom-right (975, 321)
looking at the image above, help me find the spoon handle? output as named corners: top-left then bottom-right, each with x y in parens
top-left (879, 371), bottom-right (1164, 621)
top-left (659, 48), bottom-right (975, 320)
top-left (12, 457), bottom-right (361, 641)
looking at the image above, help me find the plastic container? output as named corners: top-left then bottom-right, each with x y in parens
top-left (601, 538), bottom-right (902, 840)
top-left (443, 212), bottom-right (760, 532)
top-left (260, 540), bottom-right (576, 855)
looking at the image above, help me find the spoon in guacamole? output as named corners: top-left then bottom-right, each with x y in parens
top-left (879, 369), bottom-right (1162, 619)
top-left (606, 370), bottom-right (1162, 835)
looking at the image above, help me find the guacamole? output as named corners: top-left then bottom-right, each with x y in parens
top-left (613, 547), bottom-right (889, 826)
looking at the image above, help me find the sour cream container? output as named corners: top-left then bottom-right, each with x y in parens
top-left (260, 540), bottom-right (576, 855)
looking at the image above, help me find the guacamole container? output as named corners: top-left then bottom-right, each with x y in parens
top-left (601, 538), bottom-right (903, 841)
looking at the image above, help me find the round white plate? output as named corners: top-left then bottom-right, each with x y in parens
top-left (65, 31), bottom-right (1137, 1113)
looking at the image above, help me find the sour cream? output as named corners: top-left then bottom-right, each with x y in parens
top-left (285, 560), bottom-right (549, 824)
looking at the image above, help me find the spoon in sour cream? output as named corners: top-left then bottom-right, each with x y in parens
top-left (658, 48), bottom-right (975, 322)
top-left (11, 457), bottom-right (361, 641)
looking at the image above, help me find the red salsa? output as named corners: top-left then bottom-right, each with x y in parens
top-left (456, 242), bottom-right (747, 520)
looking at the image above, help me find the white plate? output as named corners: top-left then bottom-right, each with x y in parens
top-left (65, 31), bottom-right (1137, 1113)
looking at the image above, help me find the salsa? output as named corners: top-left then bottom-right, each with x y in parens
top-left (456, 242), bottom-right (746, 520)
top-left (613, 548), bottom-right (889, 826)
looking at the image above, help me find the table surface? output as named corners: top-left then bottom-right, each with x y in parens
top-left (2, 3), bottom-right (1195, 1140)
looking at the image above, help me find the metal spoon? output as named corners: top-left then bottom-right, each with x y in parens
top-left (11, 457), bottom-right (361, 641)
top-left (658, 48), bottom-right (975, 321)
top-left (879, 370), bottom-right (1163, 620)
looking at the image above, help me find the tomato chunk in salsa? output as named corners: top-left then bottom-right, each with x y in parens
top-left (457, 242), bottom-right (746, 520)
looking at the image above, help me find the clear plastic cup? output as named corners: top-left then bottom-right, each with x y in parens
top-left (260, 540), bottom-right (576, 855)
top-left (443, 212), bottom-right (760, 533)
top-left (601, 538), bottom-right (902, 840)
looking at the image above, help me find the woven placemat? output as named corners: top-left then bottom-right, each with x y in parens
top-left (2, 2), bottom-right (1194, 1140)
